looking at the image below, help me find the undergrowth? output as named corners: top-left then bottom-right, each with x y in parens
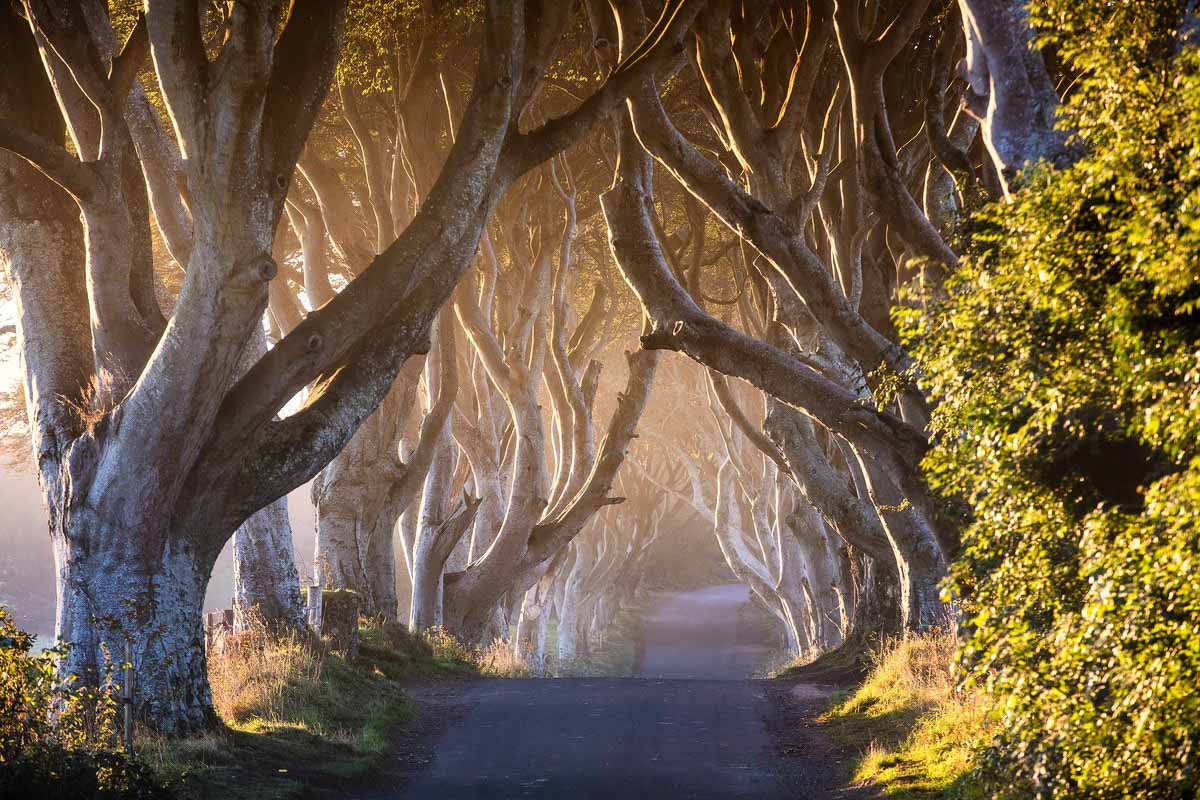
top-left (139, 618), bottom-right (436, 800)
top-left (821, 629), bottom-right (993, 799)
top-left (422, 626), bottom-right (531, 678)
top-left (140, 616), bottom-right (497, 799)
top-left (0, 607), bottom-right (171, 799)
top-left (5, 609), bottom-right (531, 799)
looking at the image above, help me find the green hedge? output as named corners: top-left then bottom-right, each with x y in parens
top-left (0, 608), bottom-right (172, 799)
top-left (907, 3), bottom-right (1200, 797)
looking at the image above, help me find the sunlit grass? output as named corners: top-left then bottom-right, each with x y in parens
top-left (134, 617), bottom-right (543, 797)
top-left (821, 629), bottom-right (993, 799)
top-left (139, 615), bottom-right (455, 799)
top-left (476, 637), bottom-right (533, 678)
top-left (422, 625), bottom-right (532, 677)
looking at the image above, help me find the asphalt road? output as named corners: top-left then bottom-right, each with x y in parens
top-left (635, 583), bottom-right (775, 679)
top-left (375, 584), bottom-right (846, 799)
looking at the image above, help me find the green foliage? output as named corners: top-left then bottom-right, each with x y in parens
top-left (2, 748), bottom-right (170, 800)
top-left (907, 3), bottom-right (1200, 797)
top-left (0, 608), bottom-right (171, 799)
top-left (337, 1), bottom-right (482, 93)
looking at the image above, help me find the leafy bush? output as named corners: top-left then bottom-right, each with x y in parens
top-left (0, 608), bottom-right (172, 799)
top-left (2, 747), bottom-right (170, 800)
top-left (908, 3), bottom-right (1200, 797)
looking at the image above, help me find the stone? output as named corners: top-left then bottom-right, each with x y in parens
top-left (320, 589), bottom-right (361, 658)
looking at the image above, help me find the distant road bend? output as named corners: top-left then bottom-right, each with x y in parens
top-left (369, 584), bottom-right (847, 799)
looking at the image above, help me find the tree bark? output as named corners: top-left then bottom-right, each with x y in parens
top-left (233, 497), bottom-right (304, 631)
top-left (55, 521), bottom-right (219, 731)
top-left (958, 0), bottom-right (1075, 196)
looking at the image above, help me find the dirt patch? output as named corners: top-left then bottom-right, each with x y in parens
top-left (335, 679), bottom-right (475, 800)
top-left (790, 682), bottom-right (838, 700)
top-left (764, 679), bottom-right (881, 799)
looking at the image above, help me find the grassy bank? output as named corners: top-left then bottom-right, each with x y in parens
top-left (139, 618), bottom-right (478, 799)
top-left (818, 630), bottom-right (993, 799)
top-left (142, 618), bottom-right (535, 799)
top-left (3, 602), bottom-right (534, 800)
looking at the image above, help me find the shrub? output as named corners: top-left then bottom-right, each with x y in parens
top-left (2, 747), bottom-right (170, 800)
top-left (909, 4), bottom-right (1200, 796)
top-left (0, 608), bottom-right (172, 799)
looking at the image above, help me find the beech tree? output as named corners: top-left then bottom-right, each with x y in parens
top-left (634, 358), bottom-right (852, 657)
top-left (0, 0), bottom-right (701, 729)
top-left (541, 458), bottom-right (675, 670)
top-left (0, 0), bottom-right (1078, 731)
top-left (436, 177), bottom-right (658, 640)
top-left (584, 0), bottom-right (1069, 651)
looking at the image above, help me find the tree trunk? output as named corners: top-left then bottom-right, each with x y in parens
top-left (556, 541), bottom-right (592, 666)
top-left (846, 445), bottom-right (948, 631)
top-left (313, 484), bottom-right (369, 600)
top-left (785, 497), bottom-right (849, 649)
top-left (958, 0), bottom-right (1075, 196)
top-left (847, 555), bottom-right (904, 650)
top-left (55, 524), bottom-right (218, 732)
top-left (515, 588), bottom-right (550, 676)
top-left (232, 496), bottom-right (304, 630)
top-left (360, 515), bottom-right (399, 620)
top-left (410, 433), bottom-right (454, 631)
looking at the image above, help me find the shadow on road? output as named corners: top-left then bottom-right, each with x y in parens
top-left (355, 584), bottom-right (859, 800)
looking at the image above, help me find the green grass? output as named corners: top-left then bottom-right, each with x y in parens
top-left (818, 630), bottom-right (993, 799)
top-left (140, 617), bottom-right (474, 800)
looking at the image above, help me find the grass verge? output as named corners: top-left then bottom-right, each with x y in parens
top-left (818, 629), bottom-right (993, 799)
top-left (140, 617), bottom-right (477, 800)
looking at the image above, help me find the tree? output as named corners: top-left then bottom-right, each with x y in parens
top-left (0, 0), bottom-right (701, 729)
top-left (588, 0), bottom-right (963, 645)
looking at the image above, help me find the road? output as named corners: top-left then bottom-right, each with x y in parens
top-left (635, 583), bottom-right (775, 679)
top-left (374, 584), bottom-right (847, 799)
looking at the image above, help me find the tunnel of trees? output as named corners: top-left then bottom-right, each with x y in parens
top-left (1, 0), bottom-right (1198, 797)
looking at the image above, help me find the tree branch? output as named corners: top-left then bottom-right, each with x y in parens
top-left (525, 349), bottom-right (659, 567)
top-left (144, 0), bottom-right (209, 158)
top-left (707, 370), bottom-right (792, 477)
top-left (263, 0), bottom-right (349, 180)
top-left (0, 120), bottom-right (100, 200)
top-left (108, 12), bottom-right (148, 104)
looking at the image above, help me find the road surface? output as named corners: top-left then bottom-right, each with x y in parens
top-left (371, 584), bottom-right (847, 799)
top-left (635, 583), bottom-right (775, 679)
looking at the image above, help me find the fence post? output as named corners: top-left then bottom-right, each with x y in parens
top-left (123, 639), bottom-right (133, 754)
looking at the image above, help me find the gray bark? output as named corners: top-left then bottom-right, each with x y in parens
top-left (958, 0), bottom-right (1074, 196)
top-left (232, 497), bottom-right (304, 631)
top-left (0, 0), bottom-right (720, 729)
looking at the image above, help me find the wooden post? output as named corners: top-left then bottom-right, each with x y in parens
top-left (123, 639), bottom-right (133, 754)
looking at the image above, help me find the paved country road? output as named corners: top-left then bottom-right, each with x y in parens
top-left (361, 585), bottom-right (854, 799)
top-left (635, 583), bottom-right (776, 679)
